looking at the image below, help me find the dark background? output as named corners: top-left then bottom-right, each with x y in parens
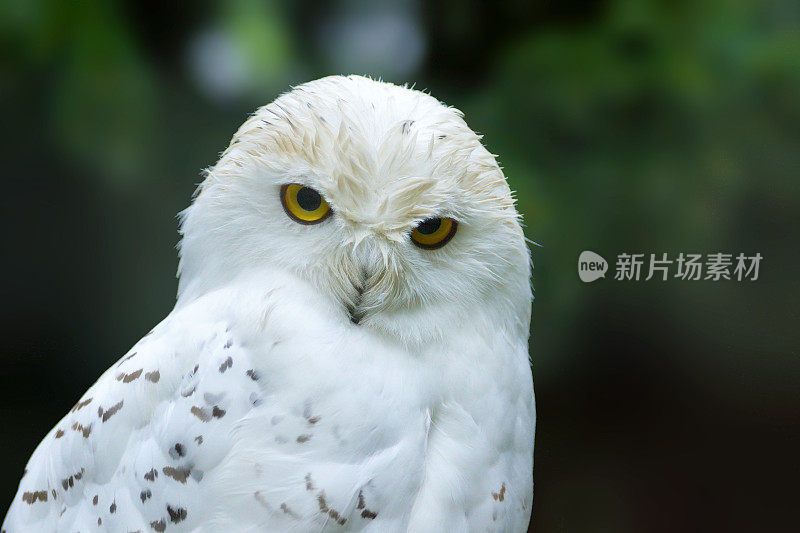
top-left (1, 1), bottom-right (798, 531)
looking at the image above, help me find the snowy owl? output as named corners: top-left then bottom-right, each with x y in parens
top-left (3, 75), bottom-right (535, 532)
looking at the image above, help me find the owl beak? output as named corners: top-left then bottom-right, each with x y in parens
top-left (347, 271), bottom-right (367, 325)
top-left (346, 237), bottom-right (386, 325)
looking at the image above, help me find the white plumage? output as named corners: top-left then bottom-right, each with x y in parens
top-left (3, 75), bottom-right (535, 532)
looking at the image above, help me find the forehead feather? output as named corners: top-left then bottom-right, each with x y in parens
top-left (216, 75), bottom-right (517, 230)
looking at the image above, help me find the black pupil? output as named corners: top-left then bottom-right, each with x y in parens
top-left (296, 187), bottom-right (322, 211)
top-left (416, 218), bottom-right (442, 235)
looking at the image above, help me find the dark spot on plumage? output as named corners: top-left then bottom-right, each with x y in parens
top-left (167, 505), bottom-right (187, 523)
top-left (211, 406), bottom-right (226, 418)
top-left (55, 429), bottom-right (64, 439)
top-left (296, 434), bottom-right (311, 443)
top-left (93, 494), bottom-right (99, 505)
top-left (307, 416), bottom-right (320, 425)
top-left (246, 369), bottom-right (259, 381)
top-left (51, 489), bottom-right (56, 500)
top-left (71, 421), bottom-right (92, 438)
top-left (109, 501), bottom-right (116, 513)
top-left (145, 370), bottom-right (160, 383)
top-left (491, 482), bottom-right (506, 502)
top-left (280, 502), bottom-right (299, 518)
top-left (116, 368), bottom-right (143, 383)
top-left (357, 490), bottom-right (365, 509)
top-left (223, 339), bottom-right (233, 349)
top-left (74, 468), bottom-right (84, 480)
top-left (173, 443), bottom-right (185, 457)
top-left (305, 473), bottom-right (314, 491)
top-left (140, 489), bottom-right (152, 503)
top-left (118, 352), bottom-right (137, 366)
top-left (191, 406), bottom-right (210, 422)
top-left (193, 364), bottom-right (199, 374)
top-left (317, 492), bottom-right (327, 511)
top-left (22, 491), bottom-right (48, 504)
top-left (101, 400), bottom-right (124, 422)
top-left (162, 466), bottom-right (191, 484)
top-left (98, 517), bottom-right (102, 526)
top-left (316, 491), bottom-right (346, 525)
top-left (438, 134), bottom-right (447, 139)
top-left (401, 120), bottom-right (415, 134)
top-left (71, 397), bottom-right (92, 413)
top-left (144, 468), bottom-right (158, 482)
top-left (194, 435), bottom-right (203, 445)
top-left (357, 489), bottom-right (377, 519)
top-left (151, 518), bottom-right (166, 532)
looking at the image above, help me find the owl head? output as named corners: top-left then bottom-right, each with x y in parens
top-left (178, 75), bottom-right (531, 345)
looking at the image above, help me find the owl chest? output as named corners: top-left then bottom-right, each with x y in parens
top-left (205, 338), bottom-right (434, 528)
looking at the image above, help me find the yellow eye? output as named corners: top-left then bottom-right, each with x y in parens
top-left (410, 217), bottom-right (458, 250)
top-left (280, 184), bottom-right (331, 225)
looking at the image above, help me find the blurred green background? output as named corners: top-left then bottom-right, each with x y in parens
top-left (1, 1), bottom-right (798, 531)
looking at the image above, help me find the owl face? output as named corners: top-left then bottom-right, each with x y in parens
top-left (178, 76), bottom-right (531, 343)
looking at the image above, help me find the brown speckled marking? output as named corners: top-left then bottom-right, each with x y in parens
top-left (280, 502), bottom-right (299, 519)
top-left (316, 491), bottom-right (346, 525)
top-left (246, 369), bottom-right (259, 381)
top-left (307, 416), bottom-right (320, 425)
top-left (71, 397), bottom-right (93, 413)
top-left (101, 400), bottom-right (124, 422)
top-left (55, 429), bottom-right (64, 439)
top-left (167, 505), bottom-right (187, 523)
top-left (219, 356), bottom-right (233, 373)
top-left (173, 443), bottom-right (185, 457)
top-left (118, 351), bottom-right (137, 365)
top-left (224, 339), bottom-right (233, 349)
top-left (71, 421), bottom-right (92, 438)
top-left (296, 434), bottom-right (311, 443)
top-left (22, 491), bottom-right (48, 504)
top-left (492, 483), bottom-right (506, 502)
top-left (93, 494), bottom-right (99, 505)
top-left (145, 370), bottom-right (160, 383)
top-left (211, 406), bottom-right (226, 418)
top-left (140, 489), bottom-right (152, 503)
top-left (151, 518), bottom-right (166, 532)
top-left (357, 490), bottom-right (377, 519)
top-left (144, 469), bottom-right (158, 482)
top-left (194, 435), bottom-right (203, 445)
top-left (190, 406), bottom-right (210, 422)
top-left (162, 466), bottom-right (191, 484)
top-left (97, 517), bottom-right (102, 526)
top-left (116, 369), bottom-right (143, 383)
top-left (109, 501), bottom-right (116, 513)
top-left (305, 473), bottom-right (315, 491)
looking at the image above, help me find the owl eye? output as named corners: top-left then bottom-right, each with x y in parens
top-left (410, 217), bottom-right (458, 249)
top-left (281, 184), bottom-right (331, 225)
